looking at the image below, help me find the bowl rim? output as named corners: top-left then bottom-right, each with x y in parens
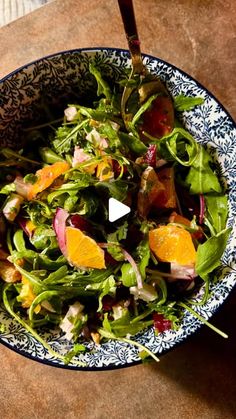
top-left (0, 46), bottom-right (235, 370)
top-left (0, 46), bottom-right (235, 126)
top-left (1, 286), bottom-right (235, 371)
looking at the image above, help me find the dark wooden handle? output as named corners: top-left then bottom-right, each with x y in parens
top-left (117, 0), bottom-right (142, 67)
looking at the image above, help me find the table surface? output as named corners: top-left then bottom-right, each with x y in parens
top-left (0, 1), bottom-right (236, 418)
top-left (0, 0), bottom-right (53, 28)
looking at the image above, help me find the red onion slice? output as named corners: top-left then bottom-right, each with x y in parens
top-left (170, 262), bottom-right (197, 281)
top-left (53, 208), bottom-right (69, 257)
top-left (143, 144), bottom-right (157, 167)
top-left (199, 194), bottom-right (205, 225)
top-left (98, 243), bottom-right (143, 289)
top-left (18, 217), bottom-right (34, 237)
top-left (121, 248), bottom-right (143, 289)
top-left (14, 176), bottom-right (31, 199)
top-left (148, 263), bottom-right (197, 282)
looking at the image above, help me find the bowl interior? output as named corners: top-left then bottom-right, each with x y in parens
top-left (0, 48), bottom-right (235, 370)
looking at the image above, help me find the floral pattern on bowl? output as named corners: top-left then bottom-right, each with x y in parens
top-left (0, 48), bottom-right (235, 370)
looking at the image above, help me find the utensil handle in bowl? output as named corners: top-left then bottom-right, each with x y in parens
top-left (117, 0), bottom-right (144, 74)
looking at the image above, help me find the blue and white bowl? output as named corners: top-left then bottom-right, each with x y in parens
top-left (0, 48), bottom-right (235, 370)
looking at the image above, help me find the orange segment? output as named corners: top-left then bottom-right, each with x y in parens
top-left (19, 277), bottom-right (41, 313)
top-left (169, 212), bottom-right (191, 227)
top-left (169, 212), bottom-right (204, 241)
top-left (27, 161), bottom-right (70, 200)
top-left (156, 166), bottom-right (176, 209)
top-left (65, 226), bottom-right (106, 269)
top-left (137, 166), bottom-right (165, 218)
top-left (96, 156), bottom-right (113, 181)
top-left (149, 225), bottom-right (196, 265)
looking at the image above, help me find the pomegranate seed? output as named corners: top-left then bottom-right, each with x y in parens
top-left (153, 313), bottom-right (172, 333)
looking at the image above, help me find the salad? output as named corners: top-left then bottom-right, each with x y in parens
top-left (0, 63), bottom-right (231, 365)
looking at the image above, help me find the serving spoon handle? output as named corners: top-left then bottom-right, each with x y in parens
top-left (117, 0), bottom-right (144, 75)
top-left (118, 0), bottom-right (174, 134)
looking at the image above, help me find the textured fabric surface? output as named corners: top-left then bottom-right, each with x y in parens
top-left (0, 0), bottom-right (52, 27)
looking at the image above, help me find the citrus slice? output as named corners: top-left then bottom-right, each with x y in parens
top-left (96, 156), bottom-right (113, 181)
top-left (149, 225), bottom-right (196, 265)
top-left (19, 277), bottom-right (41, 313)
top-left (137, 166), bottom-right (165, 217)
top-left (27, 161), bottom-right (70, 200)
top-left (65, 226), bottom-right (106, 269)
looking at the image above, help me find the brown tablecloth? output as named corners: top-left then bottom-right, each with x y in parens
top-left (0, 1), bottom-right (235, 418)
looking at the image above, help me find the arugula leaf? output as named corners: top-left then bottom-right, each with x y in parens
top-left (185, 146), bottom-right (222, 194)
top-left (107, 222), bottom-right (128, 261)
top-left (204, 194), bottom-right (228, 234)
top-left (52, 119), bottom-right (89, 155)
top-left (96, 179), bottom-right (128, 201)
top-left (0, 148), bottom-right (40, 166)
top-left (136, 238), bottom-right (150, 279)
top-left (0, 183), bottom-right (16, 195)
top-left (75, 191), bottom-right (99, 216)
top-left (10, 249), bottom-right (66, 270)
top-left (89, 63), bottom-right (112, 101)
top-left (77, 106), bottom-right (116, 122)
top-left (102, 312), bottom-right (113, 334)
top-left (39, 147), bottom-right (65, 164)
top-left (101, 310), bottom-right (153, 338)
top-left (3, 284), bottom-right (86, 367)
top-left (86, 275), bottom-right (116, 311)
top-left (120, 231), bottom-right (150, 286)
top-left (13, 264), bottom-right (45, 294)
top-left (196, 227), bottom-right (231, 280)
top-left (63, 196), bottom-right (79, 212)
top-left (25, 200), bottom-right (53, 225)
top-left (29, 225), bottom-right (58, 251)
top-left (28, 290), bottom-right (60, 321)
top-left (43, 266), bottom-right (68, 284)
top-left (47, 176), bottom-right (92, 204)
top-left (120, 263), bottom-right (137, 287)
top-left (64, 343), bottom-right (86, 365)
top-left (44, 267), bottom-right (114, 286)
top-left (157, 127), bottom-right (199, 166)
top-left (131, 93), bottom-right (159, 128)
top-left (97, 122), bottom-right (121, 149)
top-left (24, 174), bottom-right (38, 184)
top-left (174, 95), bottom-right (204, 111)
top-left (111, 318), bottom-right (153, 338)
top-left (119, 131), bottom-right (147, 155)
top-left (109, 221), bottom-right (128, 242)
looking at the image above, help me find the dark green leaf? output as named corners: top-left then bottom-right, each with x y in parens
top-left (39, 147), bottom-right (65, 164)
top-left (89, 63), bottom-right (112, 100)
top-left (186, 146), bottom-right (222, 194)
top-left (196, 227), bottom-right (231, 280)
top-left (98, 122), bottom-right (121, 149)
top-left (107, 222), bottom-right (128, 261)
top-left (204, 194), bottom-right (228, 234)
top-left (136, 238), bottom-right (150, 279)
top-left (157, 127), bottom-right (199, 166)
top-left (30, 225), bottom-right (58, 251)
top-left (174, 95), bottom-right (204, 111)
top-left (96, 179), bottom-right (128, 201)
top-left (24, 174), bottom-right (38, 184)
top-left (52, 119), bottom-right (89, 155)
top-left (120, 263), bottom-right (137, 287)
top-left (86, 275), bottom-right (116, 311)
top-left (131, 93), bottom-right (159, 127)
top-left (119, 131), bottom-right (147, 155)
top-left (0, 183), bottom-right (16, 195)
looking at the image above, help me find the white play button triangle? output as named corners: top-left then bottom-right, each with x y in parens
top-left (108, 198), bottom-right (131, 222)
